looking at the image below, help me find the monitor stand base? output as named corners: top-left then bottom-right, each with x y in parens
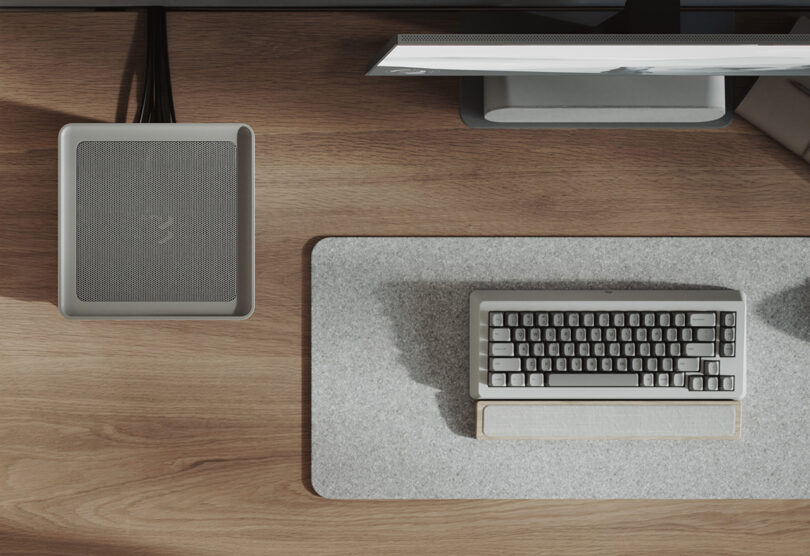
top-left (460, 76), bottom-right (733, 129)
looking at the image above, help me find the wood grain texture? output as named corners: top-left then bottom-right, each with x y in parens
top-left (0, 10), bottom-right (809, 556)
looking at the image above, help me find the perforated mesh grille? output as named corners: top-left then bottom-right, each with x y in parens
top-left (76, 140), bottom-right (238, 302)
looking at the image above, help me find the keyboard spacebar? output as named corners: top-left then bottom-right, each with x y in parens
top-left (546, 373), bottom-right (638, 387)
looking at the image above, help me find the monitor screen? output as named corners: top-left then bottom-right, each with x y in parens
top-left (367, 34), bottom-right (810, 76)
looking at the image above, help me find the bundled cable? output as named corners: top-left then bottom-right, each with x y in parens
top-left (136, 7), bottom-right (177, 123)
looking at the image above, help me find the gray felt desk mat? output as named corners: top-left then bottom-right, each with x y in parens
top-left (310, 237), bottom-right (810, 499)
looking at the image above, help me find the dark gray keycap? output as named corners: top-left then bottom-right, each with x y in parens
top-left (552, 313), bottom-right (565, 326)
top-left (506, 313), bottom-right (519, 327)
top-left (489, 373), bottom-right (506, 387)
top-left (688, 375), bottom-right (704, 391)
top-left (532, 343), bottom-right (545, 356)
top-left (695, 328), bottom-right (716, 342)
top-left (517, 343), bottom-right (530, 357)
top-left (529, 328), bottom-right (542, 342)
top-left (537, 313), bottom-right (550, 326)
top-left (721, 343), bottom-right (735, 357)
top-left (703, 360), bottom-right (719, 375)
top-left (685, 343), bottom-right (716, 357)
top-left (547, 373), bottom-right (639, 387)
top-left (528, 373), bottom-right (544, 387)
top-left (641, 373), bottom-right (654, 387)
top-left (508, 373), bottom-right (526, 387)
top-left (676, 358), bottom-right (700, 372)
top-left (722, 328), bottom-right (736, 342)
top-left (567, 313), bottom-right (580, 327)
top-left (585, 358), bottom-right (598, 371)
top-left (582, 313), bottom-right (595, 327)
top-left (521, 312), bottom-right (534, 327)
top-left (490, 343), bottom-right (514, 356)
top-left (613, 313), bottom-right (625, 327)
top-left (489, 312), bottom-right (504, 326)
top-left (671, 372), bottom-right (685, 387)
top-left (524, 357), bottom-right (537, 371)
top-left (540, 358), bottom-right (552, 371)
top-left (722, 312), bottom-right (736, 327)
top-left (598, 313), bottom-right (611, 327)
top-left (513, 328), bottom-right (526, 342)
top-left (681, 328), bottom-right (693, 342)
top-left (720, 375), bottom-right (735, 391)
top-left (628, 313), bottom-right (641, 327)
top-left (689, 313), bottom-right (716, 327)
top-left (547, 343), bottom-right (560, 357)
top-left (673, 313), bottom-right (686, 327)
top-left (491, 358), bottom-right (521, 371)
top-left (656, 373), bottom-right (670, 387)
top-left (570, 357), bottom-right (583, 372)
top-left (490, 328), bottom-right (510, 341)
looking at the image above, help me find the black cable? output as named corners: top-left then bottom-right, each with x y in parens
top-left (136, 7), bottom-right (176, 123)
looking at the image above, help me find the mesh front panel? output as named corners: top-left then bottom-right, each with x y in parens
top-left (76, 141), bottom-right (238, 302)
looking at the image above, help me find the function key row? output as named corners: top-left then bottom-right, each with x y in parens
top-left (490, 311), bottom-right (736, 329)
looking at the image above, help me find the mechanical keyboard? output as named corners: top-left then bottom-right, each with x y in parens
top-left (470, 289), bottom-right (746, 401)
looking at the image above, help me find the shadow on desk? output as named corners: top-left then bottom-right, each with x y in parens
top-left (0, 102), bottom-right (103, 305)
top-left (378, 279), bottom-right (726, 439)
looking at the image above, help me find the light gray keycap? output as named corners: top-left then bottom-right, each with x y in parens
top-left (644, 313), bottom-right (656, 327)
top-left (563, 343), bottom-right (575, 356)
top-left (621, 328), bottom-right (633, 342)
top-left (517, 343), bottom-right (530, 357)
top-left (631, 358), bottom-right (643, 371)
top-left (605, 328), bottom-right (617, 342)
top-left (609, 343), bottom-right (621, 356)
top-left (555, 358), bottom-right (567, 371)
top-left (593, 343), bottom-right (605, 356)
top-left (586, 358), bottom-right (598, 371)
top-left (613, 313), bottom-right (625, 327)
top-left (720, 375), bottom-right (735, 391)
top-left (490, 343), bottom-right (514, 356)
top-left (545, 328), bottom-right (556, 341)
top-left (529, 328), bottom-right (542, 342)
top-left (673, 313), bottom-right (686, 327)
top-left (689, 313), bottom-right (716, 327)
top-left (722, 328), bottom-right (735, 342)
top-left (688, 375), bottom-right (704, 391)
top-left (654, 343), bottom-right (666, 357)
top-left (489, 373), bottom-right (506, 387)
top-left (661, 358), bottom-right (673, 372)
top-left (628, 313), bottom-right (641, 327)
top-left (547, 343), bottom-right (560, 357)
top-left (567, 313), bottom-right (580, 327)
top-left (489, 312), bottom-right (504, 326)
top-left (547, 373), bottom-right (639, 387)
top-left (537, 313), bottom-right (550, 326)
top-left (598, 313), bottom-right (611, 327)
top-left (615, 358), bottom-right (628, 371)
top-left (638, 343), bottom-right (650, 357)
top-left (490, 328), bottom-right (510, 341)
top-left (508, 373), bottom-right (526, 387)
top-left (703, 360), bottom-right (720, 375)
top-left (681, 328), bottom-right (693, 342)
top-left (666, 328), bottom-right (679, 342)
top-left (578, 343), bottom-right (590, 356)
top-left (685, 343), bottom-right (716, 357)
top-left (524, 357), bottom-right (537, 371)
top-left (669, 343), bottom-right (681, 356)
top-left (677, 358), bottom-right (700, 372)
top-left (601, 358), bottom-right (613, 372)
top-left (552, 313), bottom-right (565, 326)
top-left (528, 373), bottom-right (544, 387)
top-left (635, 328), bottom-right (647, 342)
top-left (650, 328), bottom-right (663, 342)
top-left (575, 328), bottom-right (588, 342)
top-left (532, 343), bottom-right (545, 356)
top-left (559, 328), bottom-right (572, 342)
top-left (646, 358), bottom-right (658, 372)
top-left (722, 312), bottom-right (736, 327)
top-left (491, 358), bottom-right (521, 372)
top-left (624, 343), bottom-right (636, 356)
top-left (641, 373), bottom-right (654, 387)
top-left (695, 328), bottom-right (716, 342)
top-left (540, 358), bottom-right (552, 371)
top-left (656, 373), bottom-right (670, 387)
top-left (521, 313), bottom-right (535, 327)
top-left (658, 313), bottom-right (671, 327)
top-left (706, 376), bottom-right (719, 391)
top-left (506, 313), bottom-right (519, 327)
top-left (671, 372), bottom-right (685, 387)
top-left (721, 343), bottom-right (735, 357)
top-left (513, 328), bottom-right (527, 341)
top-left (590, 328), bottom-right (602, 341)
top-left (582, 313), bottom-right (595, 327)
top-left (570, 357), bottom-right (583, 372)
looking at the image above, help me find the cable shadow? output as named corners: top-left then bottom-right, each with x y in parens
top-left (0, 101), bottom-right (101, 305)
top-left (756, 278), bottom-right (810, 343)
top-left (377, 279), bottom-right (727, 439)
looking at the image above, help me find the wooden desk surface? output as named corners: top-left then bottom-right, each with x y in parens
top-left (0, 10), bottom-right (808, 555)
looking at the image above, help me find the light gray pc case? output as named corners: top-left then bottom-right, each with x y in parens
top-left (58, 123), bottom-right (255, 319)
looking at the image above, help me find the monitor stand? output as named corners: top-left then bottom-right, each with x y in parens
top-left (459, 4), bottom-right (734, 129)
